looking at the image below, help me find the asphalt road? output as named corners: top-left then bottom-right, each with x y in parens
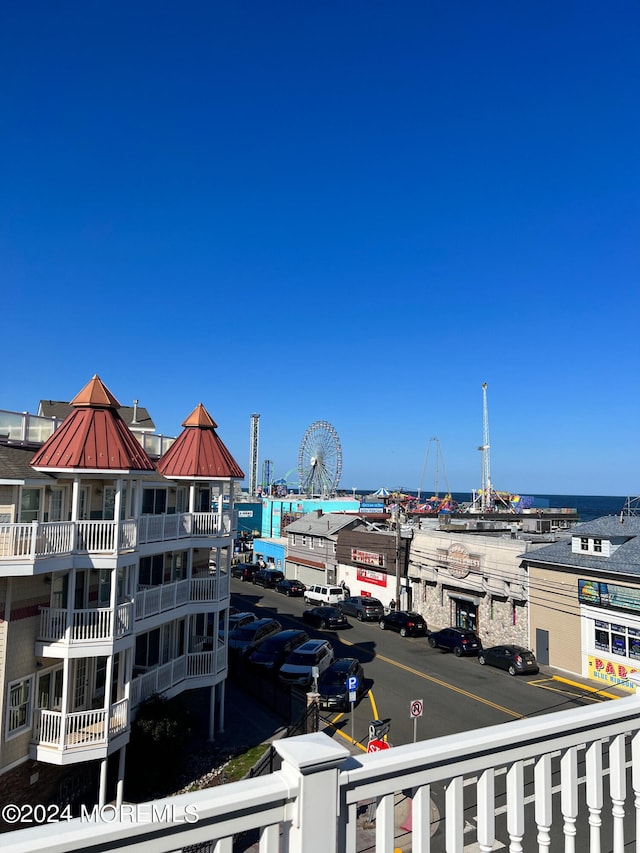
top-left (230, 579), bottom-right (609, 751)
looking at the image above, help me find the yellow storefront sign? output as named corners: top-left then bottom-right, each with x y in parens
top-left (588, 655), bottom-right (638, 692)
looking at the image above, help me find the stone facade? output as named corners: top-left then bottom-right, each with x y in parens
top-left (408, 528), bottom-right (547, 647)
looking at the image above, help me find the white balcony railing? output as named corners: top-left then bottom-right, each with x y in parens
top-left (0, 510), bottom-right (236, 562)
top-left (39, 603), bottom-right (133, 643)
top-left (130, 645), bottom-right (226, 709)
top-left (34, 699), bottom-right (128, 752)
top-left (11, 678), bottom-right (640, 853)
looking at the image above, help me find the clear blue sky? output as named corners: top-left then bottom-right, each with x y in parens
top-left (3, 2), bottom-right (639, 496)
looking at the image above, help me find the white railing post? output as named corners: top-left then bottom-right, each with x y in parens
top-left (275, 733), bottom-right (350, 853)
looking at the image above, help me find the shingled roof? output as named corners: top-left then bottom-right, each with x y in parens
top-left (30, 376), bottom-right (155, 473)
top-left (156, 403), bottom-right (244, 480)
top-left (38, 398), bottom-right (155, 431)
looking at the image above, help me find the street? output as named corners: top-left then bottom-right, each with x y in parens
top-left (230, 579), bottom-right (613, 751)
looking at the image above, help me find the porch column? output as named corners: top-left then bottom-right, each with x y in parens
top-left (71, 477), bottom-right (80, 521)
top-left (116, 746), bottom-right (127, 807)
top-left (113, 477), bottom-right (123, 550)
top-left (98, 758), bottom-right (108, 808)
top-left (208, 684), bottom-right (216, 742)
top-left (275, 733), bottom-right (350, 853)
top-left (188, 483), bottom-right (196, 513)
top-left (71, 478), bottom-right (80, 551)
top-left (218, 680), bottom-right (226, 734)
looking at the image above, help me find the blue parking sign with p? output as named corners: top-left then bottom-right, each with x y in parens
top-left (347, 675), bottom-right (359, 691)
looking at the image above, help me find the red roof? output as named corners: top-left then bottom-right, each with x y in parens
top-left (156, 403), bottom-right (244, 480)
top-left (30, 376), bottom-right (155, 472)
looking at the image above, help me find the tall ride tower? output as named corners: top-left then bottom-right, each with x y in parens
top-left (249, 413), bottom-right (260, 496)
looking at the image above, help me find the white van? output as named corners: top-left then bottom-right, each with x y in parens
top-left (303, 584), bottom-right (345, 606)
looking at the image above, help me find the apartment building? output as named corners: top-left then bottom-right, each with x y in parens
top-left (0, 376), bottom-right (243, 813)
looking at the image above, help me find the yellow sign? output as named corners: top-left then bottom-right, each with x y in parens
top-left (588, 655), bottom-right (638, 692)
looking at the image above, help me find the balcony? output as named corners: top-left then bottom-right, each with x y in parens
top-left (32, 698), bottom-right (128, 762)
top-left (38, 602), bottom-right (133, 647)
top-left (130, 643), bottom-right (226, 708)
top-left (134, 574), bottom-right (229, 622)
top-left (0, 511), bottom-right (235, 566)
top-left (9, 675), bottom-right (640, 852)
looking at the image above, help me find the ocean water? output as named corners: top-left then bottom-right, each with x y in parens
top-left (359, 490), bottom-right (636, 524)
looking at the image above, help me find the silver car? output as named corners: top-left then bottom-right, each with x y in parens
top-left (339, 596), bottom-right (384, 622)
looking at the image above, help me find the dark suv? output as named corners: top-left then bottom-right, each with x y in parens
top-left (428, 627), bottom-right (482, 656)
top-left (252, 568), bottom-right (285, 589)
top-left (248, 629), bottom-right (310, 674)
top-left (339, 596), bottom-right (384, 622)
top-left (231, 562), bottom-right (261, 582)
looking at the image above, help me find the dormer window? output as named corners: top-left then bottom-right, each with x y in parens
top-left (593, 538), bottom-right (602, 553)
top-left (580, 538), bottom-right (589, 551)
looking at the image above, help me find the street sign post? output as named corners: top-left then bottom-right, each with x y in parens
top-left (348, 675), bottom-right (360, 743)
top-left (410, 699), bottom-right (424, 742)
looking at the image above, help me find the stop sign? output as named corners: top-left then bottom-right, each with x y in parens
top-left (367, 739), bottom-right (390, 753)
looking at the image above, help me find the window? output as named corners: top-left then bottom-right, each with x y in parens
top-left (139, 555), bottom-right (164, 587)
top-left (291, 534), bottom-right (296, 546)
top-left (142, 489), bottom-right (167, 515)
top-left (580, 538), bottom-right (589, 551)
top-left (7, 677), bottom-right (33, 736)
top-left (593, 538), bottom-right (602, 553)
top-left (309, 537), bottom-right (314, 550)
top-left (176, 488), bottom-right (188, 514)
top-left (19, 488), bottom-right (41, 523)
top-left (37, 667), bottom-right (63, 711)
top-left (302, 536), bottom-right (307, 547)
top-left (48, 488), bottom-right (64, 522)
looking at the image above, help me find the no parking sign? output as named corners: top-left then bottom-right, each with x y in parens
top-left (410, 699), bottom-right (423, 742)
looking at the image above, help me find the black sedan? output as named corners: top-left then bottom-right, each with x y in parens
top-left (275, 578), bottom-right (307, 597)
top-left (302, 606), bottom-right (348, 630)
top-left (317, 658), bottom-right (366, 710)
top-left (428, 627), bottom-right (482, 656)
top-left (378, 610), bottom-right (428, 637)
top-left (478, 645), bottom-right (539, 675)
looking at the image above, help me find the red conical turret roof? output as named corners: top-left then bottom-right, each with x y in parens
top-left (30, 376), bottom-right (155, 472)
top-left (156, 403), bottom-right (244, 480)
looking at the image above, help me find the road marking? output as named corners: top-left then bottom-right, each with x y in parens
top-left (338, 637), bottom-right (524, 718)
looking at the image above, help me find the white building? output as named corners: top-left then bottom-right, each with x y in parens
top-left (0, 376), bottom-right (243, 813)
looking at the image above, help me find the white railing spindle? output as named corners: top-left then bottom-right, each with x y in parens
top-left (506, 760), bottom-right (525, 853)
top-left (445, 775), bottom-right (464, 852)
top-left (609, 733), bottom-right (627, 853)
top-left (477, 767), bottom-right (495, 853)
top-left (561, 746), bottom-right (578, 853)
top-left (534, 753), bottom-right (552, 851)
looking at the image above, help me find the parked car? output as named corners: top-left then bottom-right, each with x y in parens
top-left (248, 629), bottom-right (310, 674)
top-left (302, 605), bottom-right (348, 630)
top-left (252, 568), bottom-right (285, 588)
top-left (378, 610), bottom-right (428, 637)
top-left (231, 562), bottom-right (261, 582)
top-left (428, 627), bottom-right (482, 656)
top-left (275, 578), bottom-right (307, 597)
top-left (219, 611), bottom-right (256, 639)
top-left (339, 596), bottom-right (384, 622)
top-left (278, 639), bottom-right (335, 688)
top-left (478, 645), bottom-right (539, 675)
top-left (317, 658), bottom-right (366, 711)
top-left (228, 617), bottom-right (282, 656)
top-left (303, 584), bottom-right (345, 606)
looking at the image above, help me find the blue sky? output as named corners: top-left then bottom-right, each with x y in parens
top-left (3, 2), bottom-right (639, 496)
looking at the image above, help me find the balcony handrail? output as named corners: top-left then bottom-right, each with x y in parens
top-left (0, 510), bottom-right (235, 561)
top-left (12, 676), bottom-right (640, 853)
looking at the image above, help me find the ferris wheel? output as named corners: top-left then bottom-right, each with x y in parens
top-left (298, 420), bottom-right (342, 498)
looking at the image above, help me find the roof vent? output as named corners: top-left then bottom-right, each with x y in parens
top-left (132, 399), bottom-right (139, 424)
